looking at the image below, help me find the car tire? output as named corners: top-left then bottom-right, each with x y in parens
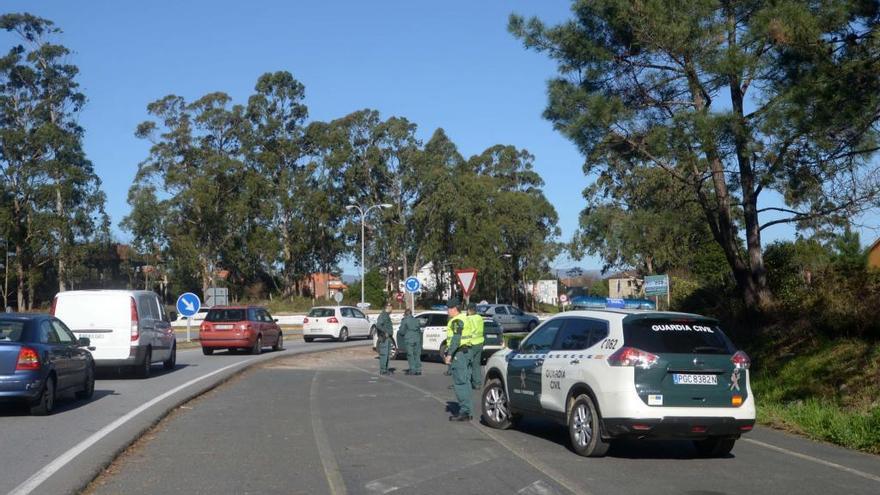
top-left (76, 364), bottom-right (95, 400)
top-left (304, 337), bottom-right (314, 343)
top-left (337, 328), bottom-right (349, 343)
top-left (482, 378), bottom-right (513, 430)
top-left (251, 336), bottom-right (263, 355)
top-left (527, 321), bottom-right (537, 332)
top-left (30, 375), bottom-right (56, 416)
top-left (693, 437), bottom-right (736, 458)
top-left (438, 343), bottom-right (448, 363)
top-left (273, 333), bottom-right (284, 351)
top-left (567, 394), bottom-right (609, 457)
top-left (136, 348), bottom-right (152, 379)
top-left (202, 347), bottom-right (214, 355)
top-left (163, 343), bottom-right (177, 370)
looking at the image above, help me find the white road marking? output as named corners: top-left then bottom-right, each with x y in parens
top-left (310, 371), bottom-right (348, 495)
top-left (743, 438), bottom-right (880, 484)
top-left (7, 356), bottom-right (263, 495)
top-left (518, 480), bottom-right (561, 495)
top-left (348, 364), bottom-right (590, 495)
top-left (364, 447), bottom-right (497, 494)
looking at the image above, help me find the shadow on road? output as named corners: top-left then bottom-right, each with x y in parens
top-left (0, 388), bottom-right (117, 417)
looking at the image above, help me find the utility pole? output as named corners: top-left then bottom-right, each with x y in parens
top-left (346, 203), bottom-right (392, 306)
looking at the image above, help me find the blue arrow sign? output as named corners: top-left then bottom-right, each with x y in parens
top-left (404, 276), bottom-right (421, 293)
top-left (176, 292), bottom-right (201, 318)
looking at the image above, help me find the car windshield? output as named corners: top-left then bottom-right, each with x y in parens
top-left (476, 305), bottom-right (490, 314)
top-left (0, 320), bottom-right (25, 342)
top-left (308, 308), bottom-right (336, 318)
top-left (623, 318), bottom-right (735, 354)
top-left (205, 309), bottom-right (246, 322)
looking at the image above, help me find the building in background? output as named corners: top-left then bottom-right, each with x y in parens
top-left (869, 238), bottom-right (880, 269)
top-left (397, 262), bottom-right (452, 301)
top-left (308, 273), bottom-right (348, 300)
top-left (523, 280), bottom-right (559, 305)
top-left (607, 271), bottom-right (643, 299)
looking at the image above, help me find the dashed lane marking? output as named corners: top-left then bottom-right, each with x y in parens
top-left (364, 447), bottom-right (497, 494)
top-left (518, 480), bottom-right (562, 495)
top-left (743, 438), bottom-right (880, 484)
top-left (310, 371), bottom-right (348, 495)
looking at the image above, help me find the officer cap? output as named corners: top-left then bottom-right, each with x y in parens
top-left (467, 302), bottom-right (477, 311)
top-left (446, 297), bottom-right (461, 309)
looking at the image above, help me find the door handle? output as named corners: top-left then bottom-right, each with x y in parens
top-left (535, 359), bottom-right (544, 366)
top-left (570, 359), bottom-right (580, 365)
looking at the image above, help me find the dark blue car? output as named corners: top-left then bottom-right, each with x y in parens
top-left (0, 314), bottom-right (96, 415)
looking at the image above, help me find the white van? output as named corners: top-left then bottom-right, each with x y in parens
top-left (52, 290), bottom-right (176, 378)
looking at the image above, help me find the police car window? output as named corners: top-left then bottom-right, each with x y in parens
top-left (623, 318), bottom-right (735, 354)
top-left (552, 318), bottom-right (608, 350)
top-left (429, 314), bottom-right (448, 326)
top-left (520, 320), bottom-right (563, 353)
top-left (494, 307), bottom-right (508, 315)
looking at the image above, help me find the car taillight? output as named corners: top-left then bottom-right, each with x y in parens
top-left (608, 347), bottom-right (659, 369)
top-left (731, 350), bottom-right (751, 370)
top-left (130, 297), bottom-right (139, 341)
top-left (239, 323), bottom-right (252, 331)
top-left (49, 297), bottom-right (58, 315)
top-left (200, 322), bottom-right (209, 332)
top-left (16, 347), bottom-right (40, 371)
top-left (327, 317), bottom-right (339, 323)
top-left (303, 317), bottom-right (309, 324)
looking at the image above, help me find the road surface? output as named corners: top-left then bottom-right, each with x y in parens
top-left (0, 338), bottom-right (367, 495)
top-left (84, 347), bottom-right (880, 495)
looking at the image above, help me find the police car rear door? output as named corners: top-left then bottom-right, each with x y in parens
top-left (506, 319), bottom-right (563, 413)
top-left (540, 317), bottom-right (611, 414)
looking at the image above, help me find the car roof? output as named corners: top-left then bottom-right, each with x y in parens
top-left (209, 305), bottom-right (264, 310)
top-left (415, 310), bottom-right (446, 316)
top-left (0, 313), bottom-right (48, 321)
top-left (57, 290), bottom-right (158, 296)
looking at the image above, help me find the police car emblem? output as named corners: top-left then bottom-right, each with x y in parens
top-left (520, 369), bottom-right (527, 389)
top-left (729, 369), bottom-right (741, 391)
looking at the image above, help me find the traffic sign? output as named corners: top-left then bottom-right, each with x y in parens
top-left (454, 269), bottom-right (478, 297)
top-left (404, 276), bottom-right (421, 293)
top-left (176, 292), bottom-right (201, 318)
top-left (357, 302), bottom-right (371, 309)
top-left (396, 293), bottom-right (404, 302)
top-left (644, 274), bottom-right (669, 296)
top-left (560, 294), bottom-right (569, 303)
top-left (333, 292), bottom-right (344, 303)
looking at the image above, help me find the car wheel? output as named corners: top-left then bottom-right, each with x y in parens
top-left (527, 321), bottom-right (537, 332)
top-left (482, 379), bottom-right (513, 430)
top-left (251, 336), bottom-right (263, 355)
top-left (389, 340), bottom-right (399, 360)
top-left (76, 364), bottom-right (95, 400)
top-left (30, 375), bottom-right (56, 416)
top-left (568, 394), bottom-right (609, 457)
top-left (202, 347), bottom-right (214, 355)
top-left (693, 437), bottom-right (736, 458)
top-left (136, 348), bottom-right (152, 379)
top-left (273, 333), bottom-right (284, 351)
top-left (163, 343), bottom-right (177, 370)
top-left (337, 328), bottom-right (349, 342)
top-left (304, 337), bottom-right (314, 343)
top-left (438, 343), bottom-right (448, 363)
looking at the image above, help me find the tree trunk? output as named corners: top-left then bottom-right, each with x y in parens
top-left (56, 186), bottom-right (67, 292)
top-left (15, 250), bottom-right (25, 311)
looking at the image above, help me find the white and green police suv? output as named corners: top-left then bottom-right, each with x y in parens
top-left (481, 309), bottom-right (755, 458)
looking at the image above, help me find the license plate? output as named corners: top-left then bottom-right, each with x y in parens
top-left (215, 324), bottom-right (234, 330)
top-left (78, 333), bottom-right (105, 340)
top-left (311, 328), bottom-right (321, 333)
top-left (673, 373), bottom-right (718, 385)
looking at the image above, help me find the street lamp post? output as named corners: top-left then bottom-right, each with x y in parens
top-left (495, 253), bottom-right (512, 304)
top-left (346, 203), bottom-right (392, 306)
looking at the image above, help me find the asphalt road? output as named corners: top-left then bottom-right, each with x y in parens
top-left (85, 347), bottom-right (880, 495)
top-left (0, 337), bottom-right (368, 495)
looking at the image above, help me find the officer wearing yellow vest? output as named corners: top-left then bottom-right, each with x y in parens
top-left (444, 297), bottom-right (474, 421)
top-left (466, 303), bottom-right (485, 390)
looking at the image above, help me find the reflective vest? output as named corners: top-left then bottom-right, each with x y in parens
top-left (446, 313), bottom-right (471, 353)
top-left (467, 314), bottom-right (484, 346)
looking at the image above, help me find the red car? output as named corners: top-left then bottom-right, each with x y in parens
top-left (199, 306), bottom-right (283, 355)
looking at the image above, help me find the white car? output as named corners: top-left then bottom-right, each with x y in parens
top-left (371, 311), bottom-right (450, 359)
top-left (302, 306), bottom-right (375, 342)
top-left (52, 290), bottom-right (177, 378)
top-left (481, 309), bottom-right (755, 458)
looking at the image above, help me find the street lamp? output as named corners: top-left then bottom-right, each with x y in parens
top-left (496, 253), bottom-right (512, 304)
top-left (346, 203), bottom-right (392, 306)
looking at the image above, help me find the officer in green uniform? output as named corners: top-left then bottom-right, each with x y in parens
top-left (376, 303), bottom-right (394, 375)
top-left (466, 303), bottom-right (485, 390)
top-left (400, 309), bottom-right (423, 375)
top-left (446, 298), bottom-right (474, 421)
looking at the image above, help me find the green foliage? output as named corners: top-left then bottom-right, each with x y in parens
top-left (359, 269), bottom-right (386, 308)
top-left (511, 0), bottom-right (880, 311)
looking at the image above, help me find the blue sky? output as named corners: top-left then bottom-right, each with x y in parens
top-left (3, 1), bottom-right (877, 274)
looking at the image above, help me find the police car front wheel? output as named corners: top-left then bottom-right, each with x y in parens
top-left (482, 379), bottom-right (513, 430)
top-left (567, 394), bottom-right (610, 457)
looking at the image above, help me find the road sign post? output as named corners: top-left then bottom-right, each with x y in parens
top-left (454, 269), bottom-right (478, 304)
top-left (176, 292), bottom-right (201, 343)
top-left (404, 276), bottom-right (421, 311)
top-left (644, 274), bottom-right (670, 310)
top-left (560, 293), bottom-right (569, 311)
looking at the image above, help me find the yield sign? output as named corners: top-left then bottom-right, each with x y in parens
top-left (454, 269), bottom-right (479, 297)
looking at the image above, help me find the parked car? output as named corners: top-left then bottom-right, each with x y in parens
top-left (0, 314), bottom-right (96, 415)
top-left (199, 306), bottom-right (283, 355)
top-left (302, 306), bottom-right (375, 342)
top-left (52, 290), bottom-right (176, 378)
top-left (477, 304), bottom-right (540, 332)
top-left (371, 311), bottom-right (449, 360)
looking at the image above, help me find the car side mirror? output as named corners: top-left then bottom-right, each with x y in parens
top-left (273, 318), bottom-right (279, 323)
top-left (77, 337), bottom-right (91, 348)
top-left (507, 337), bottom-right (522, 351)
